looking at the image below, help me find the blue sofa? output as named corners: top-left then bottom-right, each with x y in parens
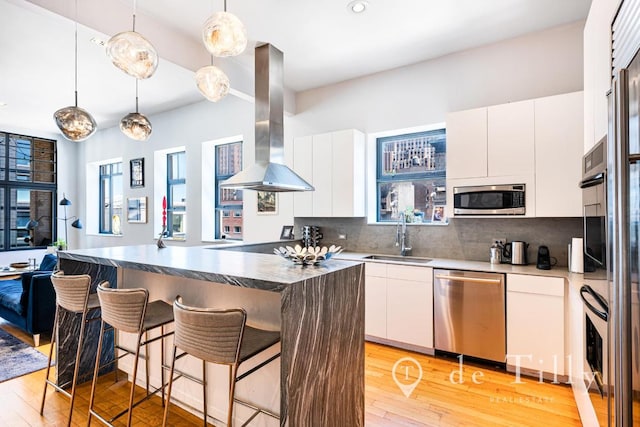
top-left (0, 254), bottom-right (57, 346)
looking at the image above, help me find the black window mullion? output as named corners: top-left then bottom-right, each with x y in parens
top-left (0, 132), bottom-right (56, 251)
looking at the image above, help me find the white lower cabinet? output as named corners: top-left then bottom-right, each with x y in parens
top-left (364, 275), bottom-right (387, 338)
top-left (365, 262), bottom-right (433, 351)
top-left (506, 274), bottom-right (565, 376)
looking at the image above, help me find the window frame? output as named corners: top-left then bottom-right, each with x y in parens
top-left (214, 141), bottom-right (243, 240)
top-left (0, 132), bottom-right (57, 251)
top-left (166, 151), bottom-right (186, 239)
top-left (98, 162), bottom-right (123, 235)
top-left (366, 123), bottom-right (447, 225)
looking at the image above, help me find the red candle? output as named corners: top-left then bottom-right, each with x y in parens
top-left (162, 196), bottom-right (167, 228)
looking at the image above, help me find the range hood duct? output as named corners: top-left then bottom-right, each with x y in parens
top-left (220, 44), bottom-right (314, 192)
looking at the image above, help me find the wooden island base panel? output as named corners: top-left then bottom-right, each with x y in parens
top-left (59, 245), bottom-right (365, 426)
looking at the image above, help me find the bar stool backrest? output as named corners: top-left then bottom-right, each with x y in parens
top-left (97, 282), bottom-right (149, 334)
top-left (173, 297), bottom-right (246, 365)
top-left (51, 272), bottom-right (92, 313)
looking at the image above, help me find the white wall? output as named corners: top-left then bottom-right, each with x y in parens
top-left (73, 21), bottom-right (584, 250)
top-left (76, 93), bottom-right (295, 248)
top-left (292, 21), bottom-right (585, 135)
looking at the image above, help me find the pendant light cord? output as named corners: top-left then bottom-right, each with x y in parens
top-left (132, 0), bottom-right (137, 32)
top-left (74, 0), bottom-right (78, 107)
top-left (135, 79), bottom-right (139, 113)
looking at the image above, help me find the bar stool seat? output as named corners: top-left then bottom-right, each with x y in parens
top-left (87, 282), bottom-right (174, 427)
top-left (40, 272), bottom-right (106, 427)
top-left (163, 296), bottom-right (280, 427)
top-left (239, 326), bottom-right (280, 362)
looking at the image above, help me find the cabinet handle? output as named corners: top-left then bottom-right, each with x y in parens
top-left (434, 274), bottom-right (502, 285)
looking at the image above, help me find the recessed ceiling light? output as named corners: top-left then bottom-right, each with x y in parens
top-left (347, 0), bottom-right (368, 14)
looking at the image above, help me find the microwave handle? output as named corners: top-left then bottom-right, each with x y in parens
top-left (580, 285), bottom-right (608, 321)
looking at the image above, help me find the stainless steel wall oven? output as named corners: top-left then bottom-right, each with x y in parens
top-left (580, 136), bottom-right (611, 422)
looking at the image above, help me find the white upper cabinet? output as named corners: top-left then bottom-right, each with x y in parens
top-left (583, 0), bottom-right (618, 152)
top-left (293, 129), bottom-right (366, 217)
top-left (487, 100), bottom-right (535, 177)
top-left (311, 132), bottom-right (333, 218)
top-left (446, 101), bottom-right (535, 180)
top-left (446, 91), bottom-right (583, 217)
top-left (446, 107), bottom-right (487, 179)
top-left (292, 135), bottom-right (313, 217)
top-left (332, 129), bottom-right (366, 217)
top-left (534, 92), bottom-right (584, 217)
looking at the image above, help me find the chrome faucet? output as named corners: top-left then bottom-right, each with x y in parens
top-left (395, 212), bottom-right (412, 256)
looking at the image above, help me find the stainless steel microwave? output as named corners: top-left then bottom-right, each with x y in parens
top-left (453, 184), bottom-right (526, 215)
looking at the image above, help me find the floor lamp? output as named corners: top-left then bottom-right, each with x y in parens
top-left (59, 193), bottom-right (83, 250)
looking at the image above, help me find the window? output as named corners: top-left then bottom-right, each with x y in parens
top-left (99, 162), bottom-right (123, 234)
top-left (0, 132), bottom-right (56, 250)
top-left (376, 128), bottom-right (446, 223)
top-left (215, 142), bottom-right (243, 239)
top-left (167, 151), bottom-right (186, 238)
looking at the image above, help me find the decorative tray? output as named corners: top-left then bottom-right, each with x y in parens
top-left (274, 244), bottom-right (343, 266)
top-left (9, 262), bottom-right (29, 269)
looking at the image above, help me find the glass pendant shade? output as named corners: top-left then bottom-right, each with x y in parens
top-left (195, 65), bottom-right (230, 102)
top-left (120, 112), bottom-right (152, 141)
top-left (202, 11), bottom-right (247, 57)
top-left (106, 31), bottom-right (159, 79)
top-left (54, 105), bottom-right (97, 142)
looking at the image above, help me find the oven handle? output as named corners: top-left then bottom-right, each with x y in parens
top-left (580, 173), bottom-right (605, 188)
top-left (580, 285), bottom-right (609, 322)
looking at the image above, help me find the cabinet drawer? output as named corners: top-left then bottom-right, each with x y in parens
top-left (507, 274), bottom-right (564, 297)
top-left (387, 265), bottom-right (431, 283)
top-left (365, 262), bottom-right (387, 277)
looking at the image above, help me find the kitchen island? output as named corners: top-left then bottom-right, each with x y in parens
top-left (58, 245), bottom-right (365, 426)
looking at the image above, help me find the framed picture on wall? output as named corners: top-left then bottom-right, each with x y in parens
top-left (432, 205), bottom-right (445, 223)
top-left (280, 225), bottom-right (294, 240)
top-left (130, 158), bottom-right (144, 188)
top-left (257, 191), bottom-right (277, 215)
top-left (127, 197), bottom-right (148, 223)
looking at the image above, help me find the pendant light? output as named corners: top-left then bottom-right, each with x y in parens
top-left (202, 0), bottom-right (247, 57)
top-left (106, 0), bottom-right (158, 79)
top-left (120, 79), bottom-right (152, 141)
top-left (54, 1), bottom-right (97, 142)
top-left (195, 57), bottom-right (230, 102)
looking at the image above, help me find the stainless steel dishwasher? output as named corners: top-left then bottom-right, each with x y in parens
top-left (433, 269), bottom-right (506, 363)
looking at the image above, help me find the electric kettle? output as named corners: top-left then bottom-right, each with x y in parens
top-left (503, 241), bottom-right (529, 265)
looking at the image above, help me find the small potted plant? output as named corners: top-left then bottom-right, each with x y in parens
top-left (54, 238), bottom-right (67, 251)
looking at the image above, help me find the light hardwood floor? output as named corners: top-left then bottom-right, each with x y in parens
top-left (0, 321), bottom-right (587, 426)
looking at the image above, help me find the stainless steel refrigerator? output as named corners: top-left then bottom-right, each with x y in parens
top-left (609, 1), bottom-right (640, 424)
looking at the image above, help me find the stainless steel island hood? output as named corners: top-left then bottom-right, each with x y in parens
top-left (220, 44), bottom-right (314, 192)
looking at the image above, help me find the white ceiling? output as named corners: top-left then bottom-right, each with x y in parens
top-left (0, 0), bottom-right (592, 136)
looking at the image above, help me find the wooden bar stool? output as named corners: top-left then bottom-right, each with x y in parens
top-left (40, 272), bottom-right (104, 427)
top-left (163, 296), bottom-right (281, 427)
top-left (87, 282), bottom-right (174, 427)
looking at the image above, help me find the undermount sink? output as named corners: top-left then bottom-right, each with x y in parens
top-left (363, 255), bottom-right (432, 264)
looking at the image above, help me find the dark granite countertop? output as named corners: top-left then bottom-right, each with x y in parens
top-left (59, 245), bottom-right (363, 293)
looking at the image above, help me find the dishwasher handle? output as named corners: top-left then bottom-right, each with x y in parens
top-left (434, 274), bottom-right (503, 285)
